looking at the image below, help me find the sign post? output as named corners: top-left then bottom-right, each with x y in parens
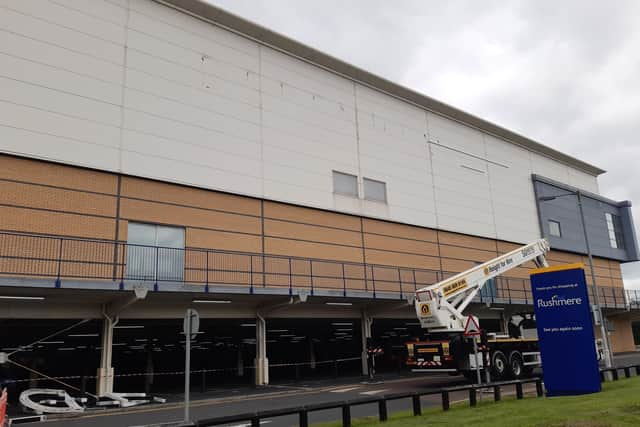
top-left (464, 315), bottom-right (482, 385)
top-left (183, 309), bottom-right (200, 424)
top-left (530, 263), bottom-right (601, 396)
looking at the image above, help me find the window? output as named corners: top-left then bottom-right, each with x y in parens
top-left (548, 220), bottom-right (561, 237)
top-left (127, 222), bottom-right (185, 281)
top-left (605, 213), bottom-right (624, 249)
top-left (363, 178), bottom-right (387, 203)
top-left (333, 171), bottom-right (358, 197)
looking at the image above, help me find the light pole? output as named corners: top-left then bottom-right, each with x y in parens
top-left (538, 191), bottom-right (614, 369)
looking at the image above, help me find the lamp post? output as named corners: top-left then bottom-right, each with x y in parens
top-left (538, 191), bottom-right (613, 369)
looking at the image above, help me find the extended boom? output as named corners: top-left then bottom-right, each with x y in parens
top-left (414, 238), bottom-right (550, 332)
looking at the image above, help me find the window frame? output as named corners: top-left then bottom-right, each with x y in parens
top-left (548, 220), bottom-right (562, 237)
top-left (332, 170), bottom-right (358, 198)
top-left (605, 213), bottom-right (624, 249)
top-left (363, 177), bottom-right (387, 203)
top-left (126, 222), bottom-right (185, 282)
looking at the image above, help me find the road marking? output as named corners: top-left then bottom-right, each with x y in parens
top-left (227, 420), bottom-right (272, 427)
top-left (37, 375), bottom-right (467, 422)
top-left (330, 387), bottom-right (361, 393)
top-left (361, 389), bottom-right (388, 396)
top-left (269, 384), bottom-right (312, 391)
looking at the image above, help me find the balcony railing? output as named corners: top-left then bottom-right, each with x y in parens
top-left (0, 231), bottom-right (635, 309)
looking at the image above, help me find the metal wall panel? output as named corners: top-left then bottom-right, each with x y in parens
top-left (0, 0), bottom-right (612, 248)
top-left (534, 176), bottom-right (639, 262)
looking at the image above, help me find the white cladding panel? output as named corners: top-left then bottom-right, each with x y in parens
top-left (0, 0), bottom-right (601, 245)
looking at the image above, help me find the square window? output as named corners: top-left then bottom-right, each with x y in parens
top-left (333, 171), bottom-right (358, 197)
top-left (127, 222), bottom-right (185, 281)
top-left (548, 220), bottom-right (561, 237)
top-left (363, 178), bottom-right (387, 203)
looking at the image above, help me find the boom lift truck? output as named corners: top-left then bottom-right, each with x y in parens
top-left (405, 239), bottom-right (550, 380)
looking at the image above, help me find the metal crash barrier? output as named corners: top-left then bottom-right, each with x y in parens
top-left (194, 377), bottom-right (544, 427)
top-left (192, 364), bottom-right (640, 427)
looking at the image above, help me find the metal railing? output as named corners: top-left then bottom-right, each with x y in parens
top-left (194, 377), bottom-right (545, 427)
top-left (0, 231), bottom-right (636, 308)
top-left (192, 365), bottom-right (640, 427)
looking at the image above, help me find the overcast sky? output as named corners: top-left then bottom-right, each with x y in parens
top-left (208, 0), bottom-right (640, 287)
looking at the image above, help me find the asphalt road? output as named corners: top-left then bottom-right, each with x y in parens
top-left (16, 374), bottom-right (471, 427)
top-left (14, 351), bottom-right (640, 427)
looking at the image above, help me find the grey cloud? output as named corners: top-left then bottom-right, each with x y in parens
top-left (207, 0), bottom-right (640, 286)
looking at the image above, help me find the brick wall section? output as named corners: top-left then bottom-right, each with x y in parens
top-left (0, 153), bottom-right (626, 288)
top-left (0, 153), bottom-right (635, 351)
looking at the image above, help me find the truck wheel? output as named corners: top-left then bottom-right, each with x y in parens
top-left (491, 350), bottom-right (508, 380)
top-left (508, 351), bottom-right (524, 379)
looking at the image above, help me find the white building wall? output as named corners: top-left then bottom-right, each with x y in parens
top-left (0, 0), bottom-right (601, 244)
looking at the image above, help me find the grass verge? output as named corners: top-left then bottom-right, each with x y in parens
top-left (315, 376), bottom-right (640, 427)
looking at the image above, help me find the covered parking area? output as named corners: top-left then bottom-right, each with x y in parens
top-left (1, 283), bottom-right (441, 398)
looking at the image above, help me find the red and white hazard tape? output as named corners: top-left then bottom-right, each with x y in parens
top-left (2, 356), bottom-right (362, 384)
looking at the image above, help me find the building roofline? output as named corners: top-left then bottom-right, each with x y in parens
top-left (158, 0), bottom-right (606, 177)
top-left (532, 174), bottom-right (630, 207)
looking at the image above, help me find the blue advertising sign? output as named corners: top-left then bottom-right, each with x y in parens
top-left (530, 263), bottom-right (601, 396)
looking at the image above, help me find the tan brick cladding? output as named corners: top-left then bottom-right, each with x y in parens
top-left (0, 181), bottom-right (116, 217)
top-left (0, 155), bottom-right (117, 194)
top-left (120, 198), bottom-right (261, 235)
top-left (608, 316), bottom-right (637, 353)
top-left (0, 153), bottom-right (627, 293)
top-left (121, 177), bottom-right (260, 217)
top-left (0, 206), bottom-right (115, 239)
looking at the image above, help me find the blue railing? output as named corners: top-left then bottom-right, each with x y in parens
top-left (0, 231), bottom-right (635, 308)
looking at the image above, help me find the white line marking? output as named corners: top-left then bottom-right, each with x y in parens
top-left (227, 420), bottom-right (272, 427)
top-left (330, 386), bottom-right (361, 393)
top-left (361, 389), bottom-right (388, 396)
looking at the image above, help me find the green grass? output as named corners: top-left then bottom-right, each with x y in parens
top-left (315, 377), bottom-right (640, 427)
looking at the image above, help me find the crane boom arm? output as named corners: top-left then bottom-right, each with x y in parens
top-left (414, 238), bottom-right (550, 331)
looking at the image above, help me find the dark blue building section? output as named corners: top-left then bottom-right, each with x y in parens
top-left (533, 175), bottom-right (640, 262)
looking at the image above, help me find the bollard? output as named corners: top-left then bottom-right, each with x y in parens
top-left (624, 367), bottom-right (631, 378)
top-left (469, 388), bottom-right (477, 407)
top-left (342, 404), bottom-right (351, 427)
top-left (600, 371), bottom-right (606, 382)
top-left (378, 399), bottom-right (388, 422)
top-left (515, 382), bottom-right (523, 400)
top-left (493, 385), bottom-right (501, 402)
top-left (412, 394), bottom-right (421, 416)
top-left (299, 409), bottom-right (309, 427)
top-left (612, 369), bottom-right (619, 381)
top-left (441, 390), bottom-right (450, 411)
top-left (535, 379), bottom-right (544, 397)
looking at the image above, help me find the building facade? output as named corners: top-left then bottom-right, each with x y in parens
top-left (1, 0), bottom-right (639, 393)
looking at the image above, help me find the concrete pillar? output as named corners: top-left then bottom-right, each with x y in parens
top-left (361, 311), bottom-right (372, 376)
top-left (308, 338), bottom-right (316, 370)
top-left (254, 314), bottom-right (269, 385)
top-left (96, 317), bottom-right (114, 396)
top-left (144, 345), bottom-right (154, 395)
top-left (236, 344), bottom-right (245, 377)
